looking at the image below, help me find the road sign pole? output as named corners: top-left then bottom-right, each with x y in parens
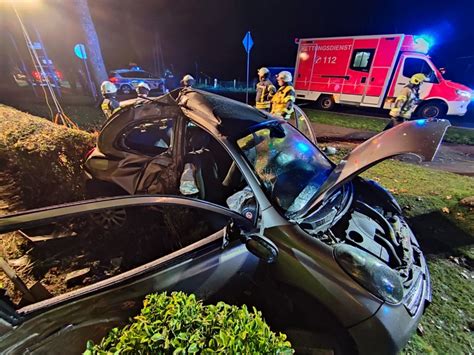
top-left (246, 48), bottom-right (250, 104)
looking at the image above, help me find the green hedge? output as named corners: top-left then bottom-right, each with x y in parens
top-left (85, 292), bottom-right (294, 354)
top-left (0, 105), bottom-right (95, 208)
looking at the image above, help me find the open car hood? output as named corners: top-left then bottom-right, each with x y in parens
top-left (300, 119), bottom-right (450, 219)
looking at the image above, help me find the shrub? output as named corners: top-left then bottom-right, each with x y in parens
top-left (85, 291), bottom-right (294, 354)
top-left (0, 105), bottom-right (95, 208)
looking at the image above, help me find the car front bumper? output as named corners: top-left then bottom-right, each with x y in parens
top-left (447, 100), bottom-right (470, 116)
top-left (348, 264), bottom-right (431, 355)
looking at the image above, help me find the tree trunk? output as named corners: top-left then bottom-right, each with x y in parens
top-left (72, 0), bottom-right (108, 89)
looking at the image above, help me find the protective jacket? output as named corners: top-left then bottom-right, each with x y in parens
top-left (271, 84), bottom-right (295, 119)
top-left (101, 97), bottom-right (120, 120)
top-left (389, 85), bottom-right (420, 119)
top-left (255, 79), bottom-right (276, 110)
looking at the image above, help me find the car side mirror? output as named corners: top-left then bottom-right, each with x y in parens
top-left (245, 235), bottom-right (278, 263)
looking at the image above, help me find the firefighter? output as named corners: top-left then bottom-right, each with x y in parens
top-left (271, 71), bottom-right (296, 120)
top-left (136, 82), bottom-right (151, 98)
top-left (100, 81), bottom-right (120, 120)
top-left (255, 67), bottom-right (276, 111)
top-left (181, 74), bottom-right (196, 88)
top-left (384, 73), bottom-right (427, 130)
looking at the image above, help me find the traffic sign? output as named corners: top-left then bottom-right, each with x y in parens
top-left (242, 31), bottom-right (254, 104)
top-left (242, 31), bottom-right (254, 54)
top-left (74, 44), bottom-right (87, 60)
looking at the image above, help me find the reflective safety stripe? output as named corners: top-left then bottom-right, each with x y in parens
top-left (101, 101), bottom-right (112, 119)
top-left (256, 102), bottom-right (271, 109)
top-left (271, 84), bottom-right (295, 117)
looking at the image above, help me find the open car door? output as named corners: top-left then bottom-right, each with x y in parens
top-left (0, 196), bottom-right (258, 353)
top-left (293, 105), bottom-right (317, 144)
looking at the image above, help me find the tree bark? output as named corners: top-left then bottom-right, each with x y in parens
top-left (72, 0), bottom-right (108, 88)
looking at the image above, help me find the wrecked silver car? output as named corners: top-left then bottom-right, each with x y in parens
top-left (0, 89), bottom-right (450, 354)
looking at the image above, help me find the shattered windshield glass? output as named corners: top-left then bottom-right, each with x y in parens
top-left (237, 121), bottom-right (333, 215)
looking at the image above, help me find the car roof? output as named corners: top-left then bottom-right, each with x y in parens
top-left (104, 89), bottom-right (273, 140)
top-left (176, 88), bottom-right (273, 138)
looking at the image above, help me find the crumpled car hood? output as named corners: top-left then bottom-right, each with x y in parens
top-left (300, 119), bottom-right (451, 218)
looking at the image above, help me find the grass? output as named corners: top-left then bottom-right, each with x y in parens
top-left (305, 109), bottom-right (474, 145)
top-left (321, 143), bottom-right (474, 353)
top-left (363, 160), bottom-right (474, 354)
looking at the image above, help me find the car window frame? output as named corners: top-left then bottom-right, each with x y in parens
top-left (349, 48), bottom-right (376, 72)
top-left (0, 196), bottom-right (254, 320)
top-left (402, 56), bottom-right (439, 84)
top-left (116, 116), bottom-right (178, 158)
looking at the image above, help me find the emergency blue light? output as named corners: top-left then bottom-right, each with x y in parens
top-left (415, 119), bottom-right (427, 126)
top-left (413, 35), bottom-right (434, 53)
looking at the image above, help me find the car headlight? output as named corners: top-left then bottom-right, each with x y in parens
top-left (456, 89), bottom-right (471, 99)
top-left (334, 244), bottom-right (403, 304)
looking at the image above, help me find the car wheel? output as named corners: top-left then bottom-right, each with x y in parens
top-left (90, 208), bottom-right (128, 231)
top-left (85, 180), bottom-right (129, 231)
top-left (417, 102), bottom-right (447, 119)
top-left (284, 329), bottom-right (354, 355)
top-left (316, 95), bottom-right (335, 111)
top-left (120, 85), bottom-right (133, 95)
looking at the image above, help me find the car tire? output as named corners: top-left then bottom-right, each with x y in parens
top-left (120, 85), bottom-right (133, 95)
top-left (416, 101), bottom-right (447, 119)
top-left (85, 180), bottom-right (129, 231)
top-left (316, 95), bottom-right (335, 111)
top-left (284, 328), bottom-right (355, 355)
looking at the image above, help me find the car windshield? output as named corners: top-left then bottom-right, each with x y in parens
top-left (237, 121), bottom-right (333, 216)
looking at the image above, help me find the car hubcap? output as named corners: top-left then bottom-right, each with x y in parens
top-left (423, 106), bottom-right (440, 118)
top-left (92, 209), bottom-right (127, 230)
top-left (322, 98), bottom-right (332, 109)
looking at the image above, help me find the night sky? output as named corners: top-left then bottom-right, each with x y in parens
top-left (3, 0), bottom-right (474, 83)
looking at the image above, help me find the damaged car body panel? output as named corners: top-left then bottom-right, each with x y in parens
top-left (2, 89), bottom-right (450, 354)
top-left (0, 196), bottom-right (258, 353)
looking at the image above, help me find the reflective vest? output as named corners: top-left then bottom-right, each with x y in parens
top-left (255, 79), bottom-right (276, 110)
top-left (101, 98), bottom-right (120, 120)
top-left (271, 84), bottom-right (295, 119)
top-left (389, 85), bottom-right (420, 119)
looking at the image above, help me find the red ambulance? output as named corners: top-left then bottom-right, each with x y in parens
top-left (294, 34), bottom-right (472, 118)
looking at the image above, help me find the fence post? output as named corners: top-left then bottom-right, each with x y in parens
top-left (214, 78), bottom-right (218, 88)
top-left (204, 78), bottom-right (208, 86)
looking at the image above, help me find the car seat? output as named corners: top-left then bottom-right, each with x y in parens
top-left (186, 128), bottom-right (225, 204)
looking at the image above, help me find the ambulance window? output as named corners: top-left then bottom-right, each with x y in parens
top-left (403, 58), bottom-right (437, 82)
top-left (350, 49), bottom-right (375, 72)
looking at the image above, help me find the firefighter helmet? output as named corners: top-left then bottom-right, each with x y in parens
top-left (258, 67), bottom-right (270, 77)
top-left (410, 73), bottom-right (427, 85)
top-left (277, 71), bottom-right (292, 83)
top-left (100, 81), bottom-right (117, 95)
top-left (181, 74), bottom-right (195, 86)
top-left (136, 82), bottom-right (151, 91)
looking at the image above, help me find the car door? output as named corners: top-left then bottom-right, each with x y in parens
top-left (0, 196), bottom-right (258, 353)
top-left (340, 39), bottom-right (378, 104)
top-left (293, 105), bottom-right (317, 144)
top-left (392, 54), bottom-right (437, 99)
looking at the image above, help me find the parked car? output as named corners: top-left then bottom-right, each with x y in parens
top-left (0, 89), bottom-right (450, 354)
top-left (108, 68), bottom-right (166, 95)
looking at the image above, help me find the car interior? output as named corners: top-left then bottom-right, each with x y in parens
top-left (184, 123), bottom-right (250, 209)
